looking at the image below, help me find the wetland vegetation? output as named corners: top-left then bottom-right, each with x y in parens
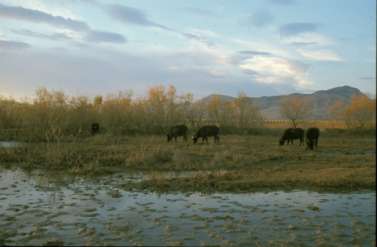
top-left (0, 132), bottom-right (375, 192)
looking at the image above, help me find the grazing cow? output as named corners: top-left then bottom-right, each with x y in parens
top-left (193, 125), bottom-right (220, 144)
top-left (91, 123), bottom-right (100, 135)
top-left (167, 125), bottom-right (188, 142)
top-left (306, 127), bottom-right (320, 150)
top-left (279, 128), bottom-right (304, 146)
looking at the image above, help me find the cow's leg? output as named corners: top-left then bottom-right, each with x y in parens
top-left (183, 134), bottom-right (187, 142)
top-left (215, 135), bottom-right (220, 143)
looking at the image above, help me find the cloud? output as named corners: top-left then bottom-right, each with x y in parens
top-left (105, 4), bottom-right (216, 46)
top-left (282, 32), bottom-right (334, 46)
top-left (239, 50), bottom-right (273, 56)
top-left (230, 50), bottom-right (273, 64)
top-left (0, 39), bottom-right (31, 50)
top-left (85, 30), bottom-right (127, 44)
top-left (0, 3), bottom-right (89, 31)
top-left (268, 0), bottom-right (296, 5)
top-left (0, 47), bottom-right (299, 99)
top-left (0, 3), bottom-right (126, 44)
top-left (279, 22), bottom-right (318, 36)
top-left (1, 0), bottom-right (80, 19)
top-left (181, 31), bottom-right (215, 47)
top-left (106, 4), bottom-right (171, 30)
top-left (238, 55), bottom-right (310, 86)
top-left (297, 48), bottom-right (342, 61)
top-left (278, 25), bottom-right (340, 62)
top-left (12, 29), bottom-right (72, 41)
top-left (248, 10), bottom-right (274, 27)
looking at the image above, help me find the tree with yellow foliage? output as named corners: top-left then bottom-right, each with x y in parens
top-left (344, 95), bottom-right (376, 128)
top-left (232, 91), bottom-right (262, 128)
top-left (207, 95), bottom-right (222, 125)
top-left (280, 96), bottom-right (312, 128)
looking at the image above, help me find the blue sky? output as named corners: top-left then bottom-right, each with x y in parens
top-left (0, 0), bottom-right (375, 99)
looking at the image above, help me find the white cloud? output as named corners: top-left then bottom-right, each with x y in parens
top-left (282, 32), bottom-right (334, 46)
top-left (297, 48), bottom-right (343, 61)
top-left (239, 56), bottom-right (310, 86)
top-left (161, 43), bottom-right (233, 78)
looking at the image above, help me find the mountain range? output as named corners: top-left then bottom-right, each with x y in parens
top-left (199, 85), bottom-right (366, 120)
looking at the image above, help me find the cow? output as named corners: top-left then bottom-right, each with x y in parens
top-left (279, 128), bottom-right (304, 146)
top-left (91, 123), bottom-right (100, 135)
top-left (306, 127), bottom-right (320, 150)
top-left (167, 125), bottom-right (188, 142)
top-left (192, 125), bottom-right (220, 144)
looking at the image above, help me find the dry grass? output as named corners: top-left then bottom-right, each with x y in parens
top-left (0, 131), bottom-right (375, 192)
top-left (264, 120), bottom-right (349, 129)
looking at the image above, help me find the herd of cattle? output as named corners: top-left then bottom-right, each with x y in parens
top-left (91, 123), bottom-right (320, 150)
top-left (166, 125), bottom-right (319, 150)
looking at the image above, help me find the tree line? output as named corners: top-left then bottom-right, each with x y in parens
top-left (0, 85), bottom-right (375, 141)
top-left (0, 86), bottom-right (263, 140)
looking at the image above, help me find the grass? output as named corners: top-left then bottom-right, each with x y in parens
top-left (0, 132), bottom-right (375, 192)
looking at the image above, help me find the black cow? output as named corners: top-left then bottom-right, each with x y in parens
top-left (91, 123), bottom-right (100, 135)
top-left (167, 125), bottom-right (188, 142)
top-left (279, 128), bottom-right (304, 146)
top-left (193, 125), bottom-right (220, 144)
top-left (306, 127), bottom-right (320, 150)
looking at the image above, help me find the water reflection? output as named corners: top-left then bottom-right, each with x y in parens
top-left (0, 168), bottom-right (375, 246)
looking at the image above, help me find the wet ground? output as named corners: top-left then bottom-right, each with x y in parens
top-left (0, 168), bottom-right (375, 246)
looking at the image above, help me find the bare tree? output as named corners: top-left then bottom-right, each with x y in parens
top-left (280, 96), bottom-right (312, 128)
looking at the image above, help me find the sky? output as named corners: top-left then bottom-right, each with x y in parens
top-left (0, 0), bottom-right (375, 99)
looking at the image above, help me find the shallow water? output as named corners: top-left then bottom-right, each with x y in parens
top-left (0, 141), bottom-right (21, 148)
top-left (0, 168), bottom-right (375, 246)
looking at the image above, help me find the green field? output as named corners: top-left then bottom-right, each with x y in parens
top-left (1, 130), bottom-right (375, 192)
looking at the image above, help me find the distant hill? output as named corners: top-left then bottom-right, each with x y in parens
top-left (199, 85), bottom-right (365, 120)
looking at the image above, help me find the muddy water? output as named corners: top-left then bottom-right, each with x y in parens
top-left (0, 168), bottom-right (375, 246)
